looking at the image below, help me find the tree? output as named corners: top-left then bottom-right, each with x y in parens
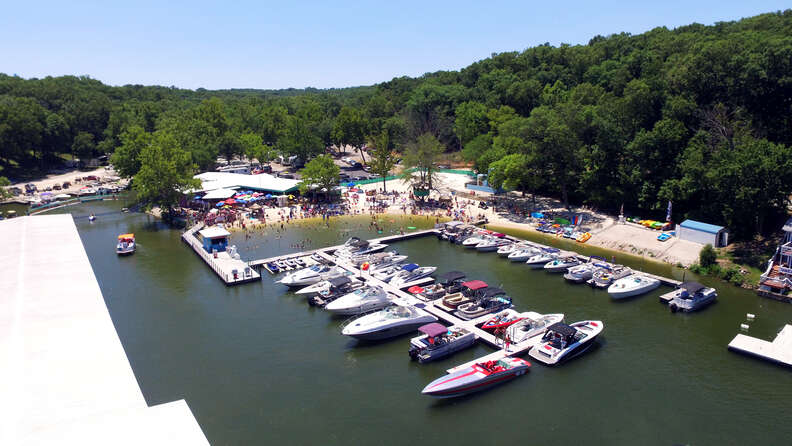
top-left (0, 176), bottom-right (11, 199)
top-left (454, 101), bottom-right (489, 146)
top-left (110, 125), bottom-right (151, 178)
top-left (488, 153), bottom-right (544, 209)
top-left (331, 106), bottom-right (367, 160)
top-left (133, 130), bottom-right (199, 211)
top-left (402, 132), bottom-right (444, 193)
top-left (277, 115), bottom-right (323, 164)
top-left (217, 132), bottom-right (244, 164)
top-left (71, 131), bottom-right (95, 162)
top-left (239, 133), bottom-right (274, 164)
top-left (367, 131), bottom-right (397, 192)
top-left (297, 155), bottom-right (340, 199)
top-left (699, 244), bottom-right (717, 267)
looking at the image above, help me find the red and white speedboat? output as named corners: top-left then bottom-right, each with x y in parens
top-left (480, 309), bottom-right (525, 331)
top-left (421, 357), bottom-right (531, 398)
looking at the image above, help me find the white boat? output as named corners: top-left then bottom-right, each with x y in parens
top-left (506, 312), bottom-right (565, 344)
top-left (563, 262), bottom-right (600, 283)
top-left (543, 256), bottom-right (581, 273)
top-left (116, 233), bottom-right (136, 255)
top-left (476, 237), bottom-right (511, 252)
top-left (390, 264), bottom-right (437, 287)
top-left (588, 265), bottom-right (632, 288)
top-left (497, 243), bottom-right (519, 257)
top-left (508, 247), bottom-right (538, 262)
top-left (371, 264), bottom-right (407, 282)
top-left (529, 320), bottom-right (604, 365)
top-left (525, 248), bottom-right (559, 268)
top-left (607, 274), bottom-right (661, 299)
top-left (341, 305), bottom-right (437, 340)
top-left (277, 265), bottom-right (345, 287)
top-left (335, 237), bottom-right (388, 257)
top-left (367, 255), bottom-right (408, 272)
top-left (408, 323), bottom-right (476, 363)
top-left (669, 282), bottom-right (717, 313)
top-left (307, 277), bottom-right (365, 307)
top-left (461, 235), bottom-right (486, 248)
top-left (296, 275), bottom-right (360, 295)
top-left (324, 286), bottom-right (391, 315)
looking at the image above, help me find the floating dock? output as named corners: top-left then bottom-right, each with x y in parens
top-left (728, 324), bottom-right (792, 367)
top-left (182, 223), bottom-right (260, 285)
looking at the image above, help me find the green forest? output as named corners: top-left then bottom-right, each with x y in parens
top-left (1, 10), bottom-right (791, 238)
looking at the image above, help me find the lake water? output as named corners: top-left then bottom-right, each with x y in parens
top-left (54, 199), bottom-right (792, 445)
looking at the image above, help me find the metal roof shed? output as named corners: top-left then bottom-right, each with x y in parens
top-left (676, 219), bottom-right (729, 247)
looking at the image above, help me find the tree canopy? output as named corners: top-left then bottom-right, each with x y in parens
top-left (297, 155), bottom-right (340, 197)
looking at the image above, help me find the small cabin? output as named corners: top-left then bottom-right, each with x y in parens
top-left (676, 219), bottom-right (729, 247)
top-left (199, 226), bottom-right (231, 253)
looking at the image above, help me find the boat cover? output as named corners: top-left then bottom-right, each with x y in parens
top-left (679, 282), bottom-right (706, 293)
top-left (482, 287), bottom-right (506, 297)
top-left (407, 286), bottom-right (425, 294)
top-left (117, 233), bottom-right (134, 239)
top-left (438, 271), bottom-right (466, 284)
top-left (419, 323), bottom-right (448, 337)
top-left (462, 280), bottom-right (488, 290)
top-left (402, 263), bottom-right (419, 272)
top-left (329, 276), bottom-right (351, 287)
top-left (546, 322), bottom-right (577, 338)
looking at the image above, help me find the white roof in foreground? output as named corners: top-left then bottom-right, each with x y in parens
top-left (199, 226), bottom-right (231, 239)
top-left (201, 187), bottom-right (237, 200)
top-left (0, 215), bottom-right (207, 444)
top-left (195, 171), bottom-right (300, 194)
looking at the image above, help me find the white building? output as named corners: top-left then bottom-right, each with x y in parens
top-left (676, 219), bottom-right (729, 247)
top-left (194, 171), bottom-right (301, 195)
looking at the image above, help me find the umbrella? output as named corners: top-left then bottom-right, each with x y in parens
top-left (215, 202), bottom-right (224, 207)
top-left (346, 182), bottom-right (355, 187)
top-left (224, 198), bottom-right (236, 205)
top-left (288, 195), bottom-right (295, 199)
top-left (265, 194), bottom-right (272, 199)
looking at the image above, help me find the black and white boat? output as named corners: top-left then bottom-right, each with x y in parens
top-left (306, 276), bottom-right (364, 306)
top-left (408, 323), bottom-right (476, 363)
top-left (389, 264), bottom-right (437, 287)
top-left (335, 237), bottom-right (388, 258)
top-left (543, 256), bottom-right (581, 273)
top-left (668, 282), bottom-right (717, 313)
top-left (529, 321), bottom-right (603, 365)
top-left (525, 248), bottom-right (560, 268)
top-left (455, 287), bottom-right (513, 320)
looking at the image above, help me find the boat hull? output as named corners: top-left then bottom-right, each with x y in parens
top-left (345, 320), bottom-right (430, 341)
top-left (421, 361), bottom-right (530, 398)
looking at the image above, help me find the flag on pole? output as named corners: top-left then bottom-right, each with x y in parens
top-left (666, 201), bottom-right (672, 222)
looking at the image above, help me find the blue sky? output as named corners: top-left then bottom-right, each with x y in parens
top-left (0, 1), bottom-right (788, 90)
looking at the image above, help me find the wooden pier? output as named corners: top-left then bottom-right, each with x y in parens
top-left (182, 223), bottom-right (261, 285)
top-left (728, 324), bottom-right (792, 367)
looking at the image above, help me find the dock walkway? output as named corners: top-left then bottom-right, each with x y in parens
top-left (182, 223), bottom-right (260, 285)
top-left (728, 324), bottom-right (792, 367)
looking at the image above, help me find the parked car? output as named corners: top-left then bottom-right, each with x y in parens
top-left (62, 181), bottom-right (71, 188)
top-left (9, 187), bottom-right (22, 196)
top-left (350, 161), bottom-right (362, 169)
top-left (437, 164), bottom-right (450, 169)
top-left (25, 183), bottom-right (37, 193)
top-left (52, 184), bottom-right (62, 190)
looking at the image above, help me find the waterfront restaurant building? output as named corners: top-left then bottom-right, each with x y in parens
top-left (198, 226), bottom-right (231, 253)
top-left (676, 219), bottom-right (729, 247)
top-left (194, 171), bottom-right (301, 195)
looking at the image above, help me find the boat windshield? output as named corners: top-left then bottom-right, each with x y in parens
top-left (385, 306), bottom-right (411, 318)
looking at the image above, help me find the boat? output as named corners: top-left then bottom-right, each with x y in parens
top-left (341, 304), bottom-right (438, 340)
top-left (420, 357), bottom-right (531, 398)
top-left (116, 233), bottom-right (136, 255)
top-left (497, 242), bottom-right (519, 257)
top-left (476, 237), bottom-right (511, 252)
top-left (461, 234), bottom-right (486, 248)
top-left (420, 271), bottom-right (466, 299)
top-left (529, 321), bottom-right (603, 365)
top-left (506, 312), bottom-right (565, 344)
top-left (456, 287), bottom-right (513, 320)
top-left (88, 213), bottom-right (96, 222)
top-left (265, 262), bottom-right (280, 273)
top-left (408, 323), bottom-right (476, 363)
top-left (442, 280), bottom-right (488, 309)
top-left (361, 254), bottom-right (408, 272)
top-left (543, 256), bottom-right (581, 273)
top-left (370, 264), bottom-right (406, 282)
top-left (588, 265), bottom-right (632, 289)
top-left (668, 282), bottom-right (717, 313)
top-left (390, 264), bottom-right (437, 287)
top-left (480, 309), bottom-right (526, 330)
top-left (563, 262), bottom-right (601, 283)
top-left (324, 286), bottom-right (391, 315)
top-left (607, 274), bottom-right (661, 299)
top-left (657, 233), bottom-right (671, 242)
top-left (577, 232), bottom-right (592, 243)
top-left (508, 247), bottom-right (538, 262)
top-left (335, 237), bottom-right (388, 257)
top-left (525, 248), bottom-right (560, 268)
top-left (307, 276), bottom-right (364, 306)
top-left (277, 265), bottom-right (346, 287)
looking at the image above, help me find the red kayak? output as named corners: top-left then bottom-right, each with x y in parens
top-left (480, 309), bottom-right (525, 331)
